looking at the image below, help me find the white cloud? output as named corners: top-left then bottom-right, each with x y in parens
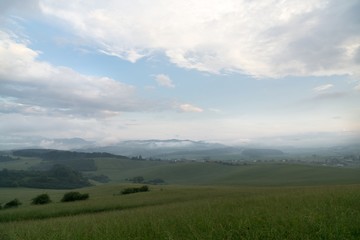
top-left (312, 84), bottom-right (334, 92)
top-left (154, 74), bottom-right (175, 88)
top-left (39, 0), bottom-right (360, 78)
top-left (0, 31), bottom-right (165, 117)
top-left (179, 104), bottom-right (204, 113)
top-left (355, 84), bottom-right (360, 91)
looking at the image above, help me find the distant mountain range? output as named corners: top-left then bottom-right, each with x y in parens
top-left (79, 139), bottom-right (230, 157)
top-left (2, 137), bottom-right (358, 160)
top-left (0, 137), bottom-right (94, 151)
top-left (1, 137), bottom-right (286, 160)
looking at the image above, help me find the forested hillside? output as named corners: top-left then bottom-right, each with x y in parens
top-left (0, 164), bottom-right (91, 189)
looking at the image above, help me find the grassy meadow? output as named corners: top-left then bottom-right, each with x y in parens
top-left (1, 155), bottom-right (360, 239)
top-left (0, 184), bottom-right (360, 239)
top-left (92, 157), bottom-right (360, 186)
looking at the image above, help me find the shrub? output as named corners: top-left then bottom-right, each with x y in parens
top-left (139, 185), bottom-right (149, 192)
top-left (121, 188), bottom-right (136, 195)
top-left (61, 191), bottom-right (89, 202)
top-left (4, 199), bottom-right (21, 209)
top-left (121, 185), bottom-right (149, 195)
top-left (32, 193), bottom-right (51, 205)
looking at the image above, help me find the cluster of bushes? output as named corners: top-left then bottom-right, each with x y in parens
top-left (127, 176), bottom-right (165, 185)
top-left (32, 194), bottom-right (51, 205)
top-left (0, 191), bottom-right (89, 210)
top-left (61, 192), bottom-right (89, 202)
top-left (121, 185), bottom-right (149, 195)
top-left (0, 198), bottom-right (22, 209)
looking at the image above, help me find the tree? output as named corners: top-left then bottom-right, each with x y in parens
top-left (32, 194), bottom-right (51, 205)
top-left (4, 199), bottom-right (21, 209)
top-left (121, 185), bottom-right (149, 195)
top-left (61, 192), bottom-right (89, 202)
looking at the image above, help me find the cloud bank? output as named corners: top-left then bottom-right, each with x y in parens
top-left (39, 0), bottom-right (360, 78)
top-left (0, 31), bottom-right (204, 118)
top-left (0, 31), bottom-right (156, 117)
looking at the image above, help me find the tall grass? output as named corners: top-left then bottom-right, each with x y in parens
top-left (0, 184), bottom-right (359, 239)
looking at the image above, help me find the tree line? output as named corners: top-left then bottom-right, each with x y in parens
top-left (0, 164), bottom-right (91, 189)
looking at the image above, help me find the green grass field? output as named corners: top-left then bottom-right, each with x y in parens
top-left (92, 158), bottom-right (360, 186)
top-left (3, 156), bottom-right (360, 186)
top-left (0, 184), bottom-right (360, 239)
top-left (1, 156), bottom-right (360, 239)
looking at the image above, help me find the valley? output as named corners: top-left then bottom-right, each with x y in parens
top-left (0, 144), bottom-right (359, 239)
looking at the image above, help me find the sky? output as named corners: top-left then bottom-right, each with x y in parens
top-left (0, 0), bottom-right (360, 149)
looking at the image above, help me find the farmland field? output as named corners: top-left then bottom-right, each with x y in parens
top-left (0, 184), bottom-right (360, 239)
top-left (93, 158), bottom-right (360, 186)
top-left (1, 155), bottom-right (360, 239)
top-left (4, 155), bottom-right (360, 187)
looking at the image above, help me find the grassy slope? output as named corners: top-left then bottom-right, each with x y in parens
top-left (0, 157), bottom-right (42, 170)
top-left (1, 156), bottom-right (360, 239)
top-left (2, 156), bottom-right (360, 186)
top-left (93, 158), bottom-right (360, 186)
top-left (0, 184), bottom-right (359, 239)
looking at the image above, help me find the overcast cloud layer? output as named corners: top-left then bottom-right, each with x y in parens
top-left (39, 0), bottom-right (360, 78)
top-left (0, 0), bottom-right (360, 148)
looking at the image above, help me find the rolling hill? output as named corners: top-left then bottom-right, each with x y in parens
top-left (2, 148), bottom-right (360, 187)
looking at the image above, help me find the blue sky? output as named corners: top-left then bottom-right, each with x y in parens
top-left (0, 0), bottom-right (359, 149)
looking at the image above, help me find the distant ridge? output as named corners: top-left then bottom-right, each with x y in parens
top-left (242, 148), bottom-right (284, 157)
top-left (80, 139), bottom-right (228, 157)
top-left (12, 149), bottom-right (128, 160)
